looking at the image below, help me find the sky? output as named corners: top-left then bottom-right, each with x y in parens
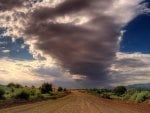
top-left (0, 0), bottom-right (150, 88)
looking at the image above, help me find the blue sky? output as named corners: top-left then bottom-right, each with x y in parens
top-left (120, 14), bottom-right (150, 54)
top-left (0, 29), bottom-right (33, 60)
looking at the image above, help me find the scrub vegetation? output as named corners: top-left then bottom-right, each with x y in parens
top-left (86, 86), bottom-right (150, 103)
top-left (0, 83), bottom-right (70, 108)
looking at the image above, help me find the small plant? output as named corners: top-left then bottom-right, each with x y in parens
top-left (0, 88), bottom-right (5, 99)
top-left (15, 90), bottom-right (30, 100)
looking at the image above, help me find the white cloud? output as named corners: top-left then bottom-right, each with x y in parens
top-left (0, 58), bottom-right (79, 87)
top-left (105, 0), bottom-right (144, 25)
top-left (0, 58), bottom-right (56, 85)
top-left (109, 52), bottom-right (150, 86)
top-left (2, 49), bottom-right (10, 53)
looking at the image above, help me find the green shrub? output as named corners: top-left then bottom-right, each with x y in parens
top-left (101, 93), bottom-right (111, 99)
top-left (136, 93), bottom-right (145, 103)
top-left (36, 93), bottom-right (42, 98)
top-left (11, 88), bottom-right (15, 93)
top-left (113, 86), bottom-right (127, 96)
top-left (40, 83), bottom-right (52, 94)
top-left (124, 90), bottom-right (135, 99)
top-left (15, 91), bottom-right (30, 100)
top-left (30, 89), bottom-right (36, 96)
top-left (0, 88), bottom-right (5, 99)
top-left (96, 90), bottom-right (101, 94)
top-left (57, 87), bottom-right (63, 92)
top-left (135, 91), bottom-right (149, 103)
top-left (130, 92), bottom-right (138, 100)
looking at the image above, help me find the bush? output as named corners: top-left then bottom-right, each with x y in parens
top-left (63, 88), bottom-right (67, 92)
top-left (101, 93), bottom-right (111, 99)
top-left (135, 91), bottom-right (149, 103)
top-left (30, 89), bottom-right (36, 96)
top-left (11, 88), bottom-right (15, 93)
top-left (113, 86), bottom-right (127, 96)
top-left (130, 92), bottom-right (138, 100)
top-left (58, 87), bottom-right (63, 92)
top-left (40, 83), bottom-right (52, 94)
top-left (136, 93), bottom-right (145, 103)
top-left (124, 90), bottom-right (135, 99)
top-left (15, 91), bottom-right (30, 100)
top-left (0, 88), bottom-right (5, 99)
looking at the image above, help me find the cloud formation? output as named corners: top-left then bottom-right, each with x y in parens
top-left (0, 0), bottom-right (24, 11)
top-left (110, 52), bottom-right (150, 86)
top-left (0, 58), bottom-right (72, 86)
top-left (0, 0), bottom-right (148, 87)
top-left (24, 0), bottom-right (121, 81)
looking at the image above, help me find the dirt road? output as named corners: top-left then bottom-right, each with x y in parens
top-left (0, 91), bottom-right (149, 113)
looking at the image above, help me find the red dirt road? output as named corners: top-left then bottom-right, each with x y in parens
top-left (0, 91), bottom-right (149, 113)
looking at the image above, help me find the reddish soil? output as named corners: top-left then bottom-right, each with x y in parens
top-left (0, 91), bottom-right (149, 113)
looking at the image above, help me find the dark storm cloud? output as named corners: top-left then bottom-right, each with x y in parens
top-left (25, 0), bottom-right (121, 81)
top-left (33, 66), bottom-right (64, 78)
top-left (0, 0), bottom-right (42, 11)
top-left (32, 0), bottom-right (91, 20)
top-left (0, 0), bottom-right (24, 11)
top-left (31, 0), bottom-right (111, 21)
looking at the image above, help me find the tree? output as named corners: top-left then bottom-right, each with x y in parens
top-left (57, 87), bottom-right (63, 92)
top-left (7, 83), bottom-right (22, 88)
top-left (40, 83), bottom-right (52, 94)
top-left (15, 84), bottom-right (23, 88)
top-left (113, 86), bottom-right (127, 96)
top-left (31, 85), bottom-right (35, 89)
top-left (7, 83), bottom-right (16, 87)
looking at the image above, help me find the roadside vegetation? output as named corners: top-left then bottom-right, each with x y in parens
top-left (0, 83), bottom-right (70, 108)
top-left (86, 86), bottom-right (150, 103)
